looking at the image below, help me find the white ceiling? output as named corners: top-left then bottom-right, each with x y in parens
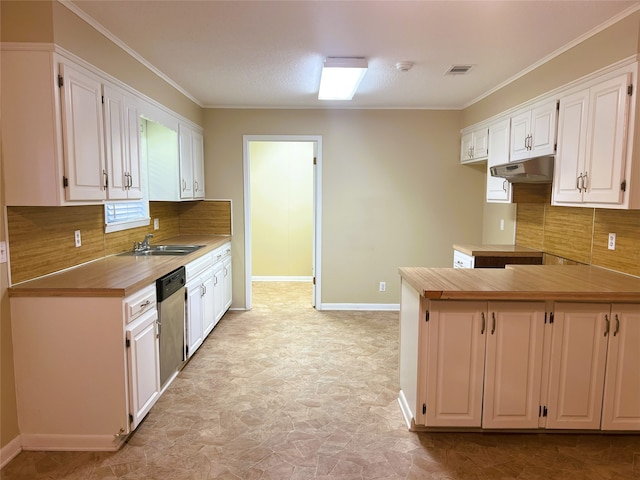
top-left (66, 0), bottom-right (640, 109)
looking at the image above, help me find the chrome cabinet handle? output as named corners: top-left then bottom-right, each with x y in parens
top-left (576, 174), bottom-right (582, 191)
top-left (103, 169), bottom-right (109, 189)
top-left (604, 314), bottom-right (610, 336)
top-left (481, 312), bottom-right (486, 335)
top-left (502, 180), bottom-right (507, 192)
top-left (582, 172), bottom-right (588, 191)
top-left (155, 319), bottom-right (160, 338)
top-left (194, 180), bottom-right (199, 192)
top-left (613, 314), bottom-right (620, 336)
top-left (491, 312), bottom-right (496, 335)
top-left (140, 299), bottom-right (151, 309)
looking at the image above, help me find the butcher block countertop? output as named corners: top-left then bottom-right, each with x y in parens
top-left (453, 244), bottom-right (543, 257)
top-left (8, 235), bottom-right (231, 298)
top-left (399, 265), bottom-right (640, 302)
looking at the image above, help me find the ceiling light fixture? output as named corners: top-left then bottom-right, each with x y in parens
top-left (318, 57), bottom-right (368, 100)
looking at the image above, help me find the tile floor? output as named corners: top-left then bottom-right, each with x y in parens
top-left (2, 282), bottom-right (639, 479)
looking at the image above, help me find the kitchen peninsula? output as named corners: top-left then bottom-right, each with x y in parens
top-left (398, 265), bottom-right (640, 433)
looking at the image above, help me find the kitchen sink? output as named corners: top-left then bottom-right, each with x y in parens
top-left (120, 245), bottom-right (205, 256)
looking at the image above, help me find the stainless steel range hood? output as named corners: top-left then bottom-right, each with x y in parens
top-left (490, 155), bottom-right (554, 183)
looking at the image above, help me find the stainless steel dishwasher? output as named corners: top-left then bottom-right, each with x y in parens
top-left (156, 266), bottom-right (187, 388)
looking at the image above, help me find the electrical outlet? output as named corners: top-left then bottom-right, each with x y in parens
top-left (74, 230), bottom-right (82, 248)
top-left (0, 241), bottom-right (7, 263)
top-left (500, 219), bottom-right (505, 231)
top-left (608, 233), bottom-right (616, 250)
top-left (154, 218), bottom-right (160, 230)
top-left (379, 281), bottom-right (386, 292)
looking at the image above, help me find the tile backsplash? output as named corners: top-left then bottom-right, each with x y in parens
top-left (7, 200), bottom-right (231, 284)
top-left (516, 203), bottom-right (640, 277)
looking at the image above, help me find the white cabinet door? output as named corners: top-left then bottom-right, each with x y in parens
top-left (202, 268), bottom-right (215, 337)
top-left (222, 255), bottom-right (233, 312)
top-left (103, 84), bottom-right (128, 200)
top-left (482, 302), bottom-right (545, 429)
top-left (553, 72), bottom-right (632, 207)
top-left (425, 301), bottom-right (486, 427)
top-left (125, 96), bottom-right (142, 199)
top-left (179, 124), bottom-right (194, 199)
top-left (59, 62), bottom-right (107, 201)
top-left (546, 303), bottom-right (610, 429)
top-left (126, 308), bottom-right (161, 430)
top-left (186, 278), bottom-right (204, 357)
top-left (602, 304), bottom-right (640, 430)
top-left (582, 74), bottom-right (630, 204)
top-left (486, 118), bottom-right (512, 203)
top-left (510, 99), bottom-right (557, 161)
top-left (460, 126), bottom-right (489, 163)
top-left (553, 89), bottom-right (589, 204)
top-left (192, 129), bottom-right (205, 199)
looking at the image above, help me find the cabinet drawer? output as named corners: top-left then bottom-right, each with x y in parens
top-left (125, 284), bottom-right (157, 324)
top-left (453, 250), bottom-right (475, 268)
top-left (186, 252), bottom-right (214, 281)
top-left (212, 242), bottom-right (231, 264)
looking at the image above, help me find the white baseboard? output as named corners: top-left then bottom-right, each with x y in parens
top-left (0, 435), bottom-right (22, 468)
top-left (397, 390), bottom-right (413, 430)
top-left (19, 433), bottom-right (124, 452)
top-left (319, 303), bottom-right (400, 311)
top-left (252, 276), bottom-right (312, 282)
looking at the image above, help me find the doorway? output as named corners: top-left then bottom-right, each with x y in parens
top-left (243, 135), bottom-right (322, 310)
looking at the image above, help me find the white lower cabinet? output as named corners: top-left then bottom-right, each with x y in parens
top-left (9, 284), bottom-right (159, 450)
top-left (547, 303), bottom-right (640, 431)
top-left (400, 293), bottom-right (639, 432)
top-left (185, 242), bottom-right (232, 357)
top-left (125, 306), bottom-right (160, 430)
top-left (423, 300), bottom-right (545, 429)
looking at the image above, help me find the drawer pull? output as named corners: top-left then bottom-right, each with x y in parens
top-left (613, 314), bottom-right (620, 336)
top-left (491, 312), bottom-right (496, 335)
top-left (481, 312), bottom-right (486, 335)
top-left (604, 314), bottom-right (610, 337)
top-left (140, 299), bottom-right (151, 309)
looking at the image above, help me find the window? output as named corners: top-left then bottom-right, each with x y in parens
top-left (104, 200), bottom-right (150, 233)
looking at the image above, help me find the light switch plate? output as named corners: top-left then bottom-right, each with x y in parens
top-left (0, 241), bottom-right (7, 263)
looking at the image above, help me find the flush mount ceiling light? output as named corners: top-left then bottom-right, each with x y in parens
top-left (318, 57), bottom-right (368, 100)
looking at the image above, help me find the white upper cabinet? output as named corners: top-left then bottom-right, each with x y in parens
top-left (510, 98), bottom-right (558, 161)
top-left (553, 69), bottom-right (633, 207)
top-left (460, 125), bottom-right (489, 163)
top-left (59, 62), bottom-right (107, 201)
top-left (179, 123), bottom-right (206, 200)
top-left (103, 83), bottom-right (142, 200)
top-left (486, 117), bottom-right (512, 203)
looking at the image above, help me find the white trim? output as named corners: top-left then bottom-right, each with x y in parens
top-left (19, 433), bottom-right (124, 452)
top-left (243, 135), bottom-right (322, 311)
top-left (252, 276), bottom-right (313, 282)
top-left (320, 303), bottom-right (400, 312)
top-left (397, 390), bottom-right (414, 430)
top-left (0, 436), bottom-right (22, 468)
top-left (57, 0), bottom-right (203, 107)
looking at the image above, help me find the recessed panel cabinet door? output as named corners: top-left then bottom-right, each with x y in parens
top-left (546, 303), bottom-right (610, 429)
top-left (482, 302), bottom-right (545, 429)
top-left (426, 301), bottom-right (486, 427)
top-left (59, 63), bottom-right (106, 201)
top-left (602, 304), bottom-right (640, 430)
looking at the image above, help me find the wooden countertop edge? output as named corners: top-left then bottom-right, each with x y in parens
top-left (399, 267), bottom-right (640, 303)
top-left (8, 235), bottom-right (231, 298)
top-left (453, 244), bottom-right (543, 258)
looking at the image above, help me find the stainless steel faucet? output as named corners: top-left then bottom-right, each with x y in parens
top-left (133, 233), bottom-right (154, 252)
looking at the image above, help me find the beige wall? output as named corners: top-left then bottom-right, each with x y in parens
top-left (204, 109), bottom-right (484, 306)
top-left (250, 142), bottom-right (314, 278)
top-left (463, 11), bottom-right (640, 128)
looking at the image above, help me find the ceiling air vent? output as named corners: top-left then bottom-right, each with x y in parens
top-left (446, 65), bottom-right (473, 75)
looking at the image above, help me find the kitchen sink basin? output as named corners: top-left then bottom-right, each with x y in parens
top-left (120, 245), bottom-right (205, 256)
